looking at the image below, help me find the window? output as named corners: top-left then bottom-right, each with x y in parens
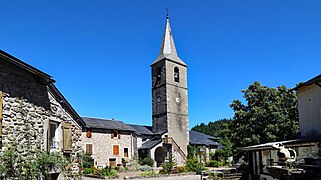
top-left (111, 130), bottom-right (120, 139)
top-left (49, 121), bottom-right (59, 152)
top-left (63, 123), bottom-right (72, 153)
top-left (86, 129), bottom-right (92, 138)
top-left (124, 148), bottom-right (128, 157)
top-left (86, 144), bottom-right (93, 155)
top-left (113, 145), bottom-right (119, 155)
top-left (109, 158), bottom-right (116, 166)
top-left (174, 67), bottom-right (179, 83)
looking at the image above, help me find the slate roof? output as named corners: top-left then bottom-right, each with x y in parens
top-left (189, 131), bottom-right (221, 147)
top-left (293, 74), bottom-right (321, 90)
top-left (128, 124), bottom-right (154, 136)
top-left (140, 136), bottom-right (162, 150)
top-left (151, 16), bottom-right (186, 67)
top-left (82, 117), bottom-right (135, 132)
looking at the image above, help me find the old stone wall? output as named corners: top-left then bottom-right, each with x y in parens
top-left (81, 129), bottom-right (133, 167)
top-left (0, 58), bottom-right (83, 177)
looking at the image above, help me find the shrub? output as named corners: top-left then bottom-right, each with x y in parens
top-left (140, 170), bottom-right (156, 177)
top-left (176, 166), bottom-right (186, 173)
top-left (185, 158), bottom-right (200, 172)
top-left (207, 160), bottom-right (221, 167)
top-left (139, 156), bottom-right (154, 167)
top-left (79, 153), bottom-right (94, 168)
top-left (140, 165), bottom-right (153, 172)
top-left (161, 154), bottom-right (177, 174)
top-left (83, 167), bottom-right (94, 174)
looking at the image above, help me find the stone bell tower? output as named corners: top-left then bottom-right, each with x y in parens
top-left (151, 15), bottom-right (189, 156)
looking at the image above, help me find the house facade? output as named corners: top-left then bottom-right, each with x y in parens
top-left (0, 50), bottom-right (84, 179)
top-left (81, 117), bottom-right (136, 167)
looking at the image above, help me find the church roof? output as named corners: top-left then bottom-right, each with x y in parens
top-left (140, 136), bottom-right (163, 150)
top-left (151, 16), bottom-right (186, 67)
top-left (189, 131), bottom-right (221, 147)
top-left (128, 124), bottom-right (154, 136)
top-left (82, 117), bottom-right (135, 132)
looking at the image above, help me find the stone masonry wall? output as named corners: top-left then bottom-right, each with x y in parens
top-left (82, 129), bottom-right (133, 167)
top-left (0, 58), bottom-right (83, 177)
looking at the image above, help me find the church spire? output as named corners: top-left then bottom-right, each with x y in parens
top-left (152, 15), bottom-right (186, 67)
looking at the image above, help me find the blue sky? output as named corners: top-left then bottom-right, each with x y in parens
top-left (1, 0), bottom-right (321, 128)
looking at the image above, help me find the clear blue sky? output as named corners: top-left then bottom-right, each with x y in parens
top-left (1, 0), bottom-right (321, 128)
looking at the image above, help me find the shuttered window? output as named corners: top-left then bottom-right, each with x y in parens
top-left (118, 133), bottom-right (121, 139)
top-left (113, 145), bottom-right (119, 155)
top-left (63, 123), bottom-right (72, 153)
top-left (86, 144), bottom-right (93, 155)
top-left (0, 91), bottom-right (2, 149)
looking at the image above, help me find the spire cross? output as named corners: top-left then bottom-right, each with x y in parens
top-left (165, 0), bottom-right (169, 18)
top-left (166, 8), bottom-right (169, 19)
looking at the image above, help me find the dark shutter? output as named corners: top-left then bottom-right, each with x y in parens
top-left (118, 133), bottom-right (121, 139)
top-left (86, 144), bottom-right (93, 155)
top-left (111, 131), bottom-right (114, 139)
top-left (124, 148), bottom-right (128, 157)
top-left (63, 123), bottom-right (72, 153)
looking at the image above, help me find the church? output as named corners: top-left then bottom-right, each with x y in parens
top-left (81, 15), bottom-right (221, 167)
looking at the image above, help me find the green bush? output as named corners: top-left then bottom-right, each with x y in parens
top-left (140, 170), bottom-right (156, 177)
top-left (83, 167), bottom-right (94, 174)
top-left (79, 153), bottom-right (94, 168)
top-left (206, 160), bottom-right (222, 167)
top-left (139, 156), bottom-right (154, 167)
top-left (102, 166), bottom-right (118, 177)
top-left (185, 158), bottom-right (200, 172)
top-left (161, 154), bottom-right (177, 174)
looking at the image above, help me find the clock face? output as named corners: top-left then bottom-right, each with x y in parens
top-left (175, 97), bottom-right (180, 103)
top-left (157, 97), bottom-right (161, 103)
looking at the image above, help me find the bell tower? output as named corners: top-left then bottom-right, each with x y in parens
top-left (151, 15), bottom-right (189, 156)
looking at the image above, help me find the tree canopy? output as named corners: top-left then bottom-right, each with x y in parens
top-left (191, 81), bottom-right (299, 160)
top-left (230, 81), bottom-right (299, 157)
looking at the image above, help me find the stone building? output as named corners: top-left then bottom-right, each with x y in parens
top-left (149, 15), bottom-right (190, 166)
top-left (0, 50), bottom-right (85, 179)
top-left (81, 117), bottom-right (135, 167)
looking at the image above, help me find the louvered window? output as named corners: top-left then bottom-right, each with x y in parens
top-left (113, 145), bottom-right (119, 155)
top-left (63, 123), bottom-right (72, 153)
top-left (86, 144), bottom-right (93, 155)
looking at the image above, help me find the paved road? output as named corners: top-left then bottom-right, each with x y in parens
top-left (83, 174), bottom-right (201, 180)
top-left (137, 175), bottom-right (201, 180)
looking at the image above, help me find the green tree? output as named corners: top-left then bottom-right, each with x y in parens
top-left (192, 119), bottom-right (233, 164)
top-left (230, 81), bottom-right (299, 158)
